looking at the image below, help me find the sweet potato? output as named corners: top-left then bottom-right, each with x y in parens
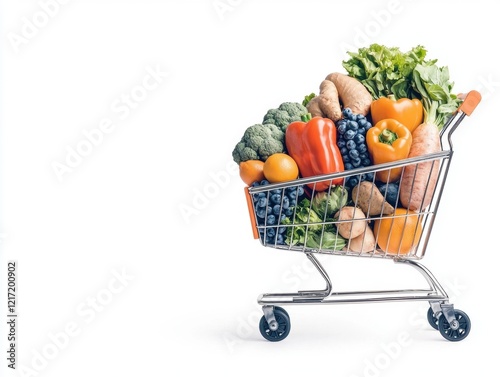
top-left (334, 206), bottom-right (367, 239)
top-left (399, 122), bottom-right (441, 211)
top-left (351, 181), bottom-right (394, 216)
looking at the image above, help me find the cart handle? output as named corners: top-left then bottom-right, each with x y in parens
top-left (441, 90), bottom-right (482, 149)
top-left (458, 90), bottom-right (481, 116)
top-left (244, 186), bottom-right (259, 240)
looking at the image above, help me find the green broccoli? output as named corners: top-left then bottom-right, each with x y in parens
top-left (232, 123), bottom-right (284, 164)
top-left (262, 102), bottom-right (308, 132)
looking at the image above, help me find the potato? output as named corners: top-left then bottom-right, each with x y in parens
top-left (334, 206), bottom-right (367, 239)
top-left (351, 181), bottom-right (394, 216)
top-left (347, 227), bottom-right (376, 253)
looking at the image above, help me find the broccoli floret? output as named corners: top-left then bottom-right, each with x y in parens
top-left (262, 102), bottom-right (308, 132)
top-left (232, 123), bottom-right (285, 164)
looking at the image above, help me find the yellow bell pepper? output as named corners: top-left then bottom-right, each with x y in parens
top-left (366, 119), bottom-right (412, 182)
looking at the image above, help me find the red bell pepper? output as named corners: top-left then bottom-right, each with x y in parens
top-left (285, 114), bottom-right (344, 191)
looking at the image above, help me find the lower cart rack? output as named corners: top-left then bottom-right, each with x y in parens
top-left (258, 253), bottom-right (469, 342)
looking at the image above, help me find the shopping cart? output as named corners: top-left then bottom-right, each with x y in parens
top-left (244, 90), bottom-right (481, 342)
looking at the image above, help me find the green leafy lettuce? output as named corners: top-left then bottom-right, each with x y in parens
top-left (282, 198), bottom-right (346, 251)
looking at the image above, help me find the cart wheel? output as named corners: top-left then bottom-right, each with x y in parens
top-left (427, 307), bottom-right (440, 330)
top-left (438, 309), bottom-right (471, 342)
top-left (259, 306), bottom-right (291, 342)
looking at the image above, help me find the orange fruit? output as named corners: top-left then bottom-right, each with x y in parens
top-left (263, 153), bottom-right (299, 183)
top-left (239, 160), bottom-right (265, 186)
top-left (373, 208), bottom-right (423, 255)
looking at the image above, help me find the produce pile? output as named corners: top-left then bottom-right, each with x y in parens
top-left (232, 44), bottom-right (463, 256)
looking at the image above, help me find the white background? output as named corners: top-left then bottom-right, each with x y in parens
top-left (1, 0), bottom-right (498, 376)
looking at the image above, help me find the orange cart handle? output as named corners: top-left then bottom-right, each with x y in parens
top-left (458, 90), bottom-right (481, 116)
top-left (244, 186), bottom-right (259, 240)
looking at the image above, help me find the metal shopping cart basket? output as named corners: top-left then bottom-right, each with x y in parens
top-left (244, 90), bottom-right (481, 342)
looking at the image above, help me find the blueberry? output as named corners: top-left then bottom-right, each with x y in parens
top-left (286, 189), bottom-right (297, 200)
top-left (257, 197), bottom-right (267, 208)
top-left (337, 139), bottom-right (346, 149)
top-left (362, 158), bottom-right (371, 166)
top-left (284, 208), bottom-right (294, 216)
top-left (271, 189), bottom-right (282, 195)
top-left (270, 193), bottom-right (281, 204)
top-left (257, 207), bottom-right (267, 218)
top-left (260, 180), bottom-right (270, 185)
top-left (278, 226), bottom-right (287, 234)
top-left (272, 204), bottom-right (281, 215)
top-left (343, 108), bottom-right (353, 118)
top-left (344, 130), bottom-right (356, 140)
top-left (351, 157), bottom-right (362, 167)
top-left (340, 147), bottom-right (348, 155)
top-left (344, 162), bottom-right (354, 170)
top-left (297, 186), bottom-right (305, 196)
top-left (276, 234), bottom-right (284, 245)
top-left (349, 149), bottom-right (360, 159)
top-left (377, 182), bottom-right (400, 207)
top-left (348, 176), bottom-right (359, 187)
top-left (347, 121), bottom-right (359, 132)
top-left (266, 214), bottom-right (276, 225)
top-left (357, 144), bottom-right (367, 154)
top-left (346, 140), bottom-right (356, 150)
top-left (282, 196), bottom-right (290, 209)
top-left (337, 122), bottom-right (347, 134)
top-left (354, 134), bottom-right (365, 144)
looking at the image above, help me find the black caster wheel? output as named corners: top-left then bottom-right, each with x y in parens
top-left (427, 307), bottom-right (439, 330)
top-left (438, 309), bottom-right (471, 342)
top-left (259, 306), bottom-right (291, 342)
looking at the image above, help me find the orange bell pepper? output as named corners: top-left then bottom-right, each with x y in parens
top-left (371, 96), bottom-right (423, 133)
top-left (366, 119), bottom-right (412, 183)
top-left (373, 208), bottom-right (423, 255)
top-left (285, 114), bottom-right (344, 191)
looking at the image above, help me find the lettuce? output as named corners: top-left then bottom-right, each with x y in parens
top-left (311, 186), bottom-right (348, 220)
top-left (342, 44), bottom-right (430, 100)
top-left (283, 198), bottom-right (346, 251)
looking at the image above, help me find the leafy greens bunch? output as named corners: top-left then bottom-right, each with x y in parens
top-left (342, 44), bottom-right (462, 130)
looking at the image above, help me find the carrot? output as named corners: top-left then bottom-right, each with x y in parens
top-left (399, 122), bottom-right (441, 211)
